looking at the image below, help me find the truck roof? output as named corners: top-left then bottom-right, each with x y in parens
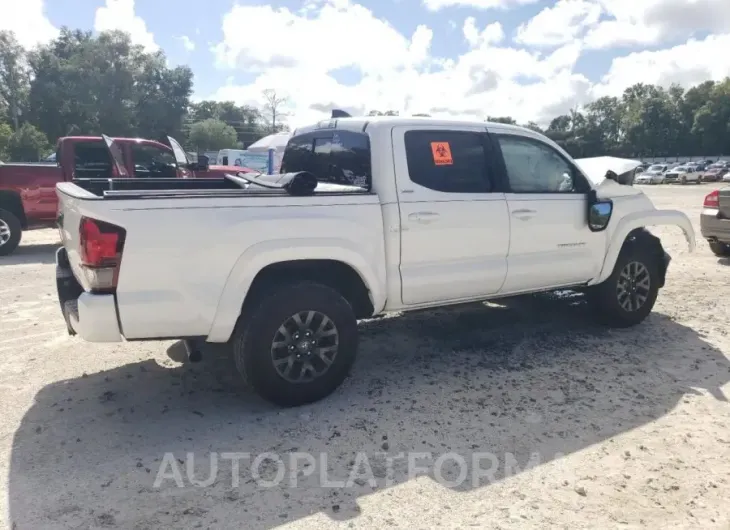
top-left (292, 115), bottom-right (532, 136)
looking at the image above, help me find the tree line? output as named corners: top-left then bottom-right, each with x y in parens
top-left (2, 27), bottom-right (730, 162)
top-left (500, 79), bottom-right (730, 160)
top-left (0, 29), bottom-right (286, 161)
top-left (370, 78), bottom-right (730, 160)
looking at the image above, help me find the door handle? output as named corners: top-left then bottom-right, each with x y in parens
top-left (408, 211), bottom-right (440, 223)
top-left (511, 208), bottom-right (536, 219)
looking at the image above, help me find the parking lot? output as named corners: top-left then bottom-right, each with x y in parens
top-left (1, 184), bottom-right (729, 529)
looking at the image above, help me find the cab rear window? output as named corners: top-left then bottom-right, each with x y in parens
top-left (280, 130), bottom-right (371, 190)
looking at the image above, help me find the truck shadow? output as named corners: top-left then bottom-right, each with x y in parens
top-left (8, 293), bottom-right (730, 529)
top-left (0, 243), bottom-right (57, 266)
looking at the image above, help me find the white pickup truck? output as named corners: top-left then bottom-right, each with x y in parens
top-left (55, 117), bottom-right (696, 407)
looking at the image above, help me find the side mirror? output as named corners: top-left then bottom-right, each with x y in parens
top-left (604, 170), bottom-right (619, 182)
top-left (588, 200), bottom-right (613, 232)
top-left (195, 154), bottom-right (209, 171)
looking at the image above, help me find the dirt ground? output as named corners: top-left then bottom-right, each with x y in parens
top-left (1, 184), bottom-right (729, 530)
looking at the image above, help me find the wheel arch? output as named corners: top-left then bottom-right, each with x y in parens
top-left (591, 209), bottom-right (695, 286)
top-left (206, 240), bottom-right (386, 343)
top-left (0, 191), bottom-right (27, 228)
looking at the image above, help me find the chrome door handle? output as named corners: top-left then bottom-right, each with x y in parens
top-left (408, 211), bottom-right (440, 223)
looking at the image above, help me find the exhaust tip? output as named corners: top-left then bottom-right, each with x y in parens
top-left (184, 340), bottom-right (203, 363)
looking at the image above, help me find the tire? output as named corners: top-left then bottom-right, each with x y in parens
top-left (680, 175), bottom-right (687, 185)
top-left (0, 208), bottom-right (22, 257)
top-left (588, 245), bottom-right (660, 328)
top-left (709, 241), bottom-right (730, 257)
top-left (232, 282), bottom-right (358, 407)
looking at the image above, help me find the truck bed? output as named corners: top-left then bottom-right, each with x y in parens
top-left (56, 173), bottom-right (384, 342)
top-left (68, 174), bottom-right (372, 200)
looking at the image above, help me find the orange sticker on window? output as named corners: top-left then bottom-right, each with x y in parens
top-left (430, 142), bottom-right (453, 165)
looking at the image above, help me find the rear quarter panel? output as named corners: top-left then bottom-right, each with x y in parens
top-left (70, 193), bottom-right (387, 341)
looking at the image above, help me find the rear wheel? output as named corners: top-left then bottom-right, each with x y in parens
top-left (709, 241), bottom-right (730, 257)
top-left (0, 208), bottom-right (22, 257)
top-left (232, 282), bottom-right (358, 407)
top-left (588, 246), bottom-right (660, 328)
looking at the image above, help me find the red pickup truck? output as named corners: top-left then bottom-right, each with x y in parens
top-left (0, 135), bottom-right (249, 256)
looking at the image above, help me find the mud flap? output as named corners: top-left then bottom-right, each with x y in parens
top-left (628, 228), bottom-right (670, 288)
top-left (56, 247), bottom-right (83, 335)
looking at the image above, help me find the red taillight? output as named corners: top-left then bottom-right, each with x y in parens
top-left (79, 217), bottom-right (125, 291)
top-left (704, 190), bottom-right (719, 208)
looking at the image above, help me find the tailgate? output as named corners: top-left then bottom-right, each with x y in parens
top-left (719, 187), bottom-right (730, 218)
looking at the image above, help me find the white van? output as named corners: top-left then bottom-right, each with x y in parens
top-left (216, 149), bottom-right (247, 167)
top-left (217, 149), bottom-right (277, 172)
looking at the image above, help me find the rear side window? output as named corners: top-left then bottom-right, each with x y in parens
top-left (131, 144), bottom-right (177, 178)
top-left (280, 130), bottom-right (371, 189)
top-left (403, 130), bottom-right (492, 193)
top-left (74, 142), bottom-right (112, 179)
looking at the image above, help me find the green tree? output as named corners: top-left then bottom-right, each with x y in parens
top-left (547, 115), bottom-right (571, 134)
top-left (187, 119), bottom-right (238, 151)
top-left (0, 121), bottom-right (12, 160)
top-left (6, 122), bottom-right (50, 161)
top-left (0, 31), bottom-right (30, 129)
top-left (187, 100), bottom-right (265, 147)
top-left (691, 79), bottom-right (730, 156)
top-left (27, 28), bottom-right (192, 142)
top-left (134, 54), bottom-right (193, 139)
top-left (487, 116), bottom-right (517, 124)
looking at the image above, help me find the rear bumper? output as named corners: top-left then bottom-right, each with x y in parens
top-left (700, 209), bottom-right (730, 244)
top-left (56, 248), bottom-right (123, 342)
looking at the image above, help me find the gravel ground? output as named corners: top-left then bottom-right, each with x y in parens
top-left (1, 184), bottom-right (729, 530)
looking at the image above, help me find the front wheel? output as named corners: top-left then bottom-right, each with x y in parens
top-left (680, 175), bottom-right (687, 185)
top-left (588, 248), bottom-right (660, 328)
top-left (232, 282), bottom-right (359, 407)
top-left (0, 209), bottom-right (22, 257)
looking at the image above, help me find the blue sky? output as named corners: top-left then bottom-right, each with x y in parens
top-left (3, 0), bottom-right (730, 126)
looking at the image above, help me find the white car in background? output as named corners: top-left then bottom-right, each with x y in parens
top-left (635, 164), bottom-right (668, 184)
top-left (663, 165), bottom-right (700, 184)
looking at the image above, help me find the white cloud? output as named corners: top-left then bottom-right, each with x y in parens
top-left (512, 0), bottom-right (730, 49)
top-left (515, 0), bottom-right (602, 47)
top-left (207, 0), bottom-right (730, 129)
top-left (423, 0), bottom-right (540, 10)
top-left (94, 0), bottom-right (157, 52)
top-left (213, 1), bottom-right (431, 75)
top-left (594, 33), bottom-right (730, 96)
top-left (209, 0), bottom-right (587, 127)
top-left (586, 0), bottom-right (730, 49)
top-left (0, 0), bottom-right (58, 48)
top-left (179, 35), bottom-right (196, 52)
top-left (463, 17), bottom-right (504, 47)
